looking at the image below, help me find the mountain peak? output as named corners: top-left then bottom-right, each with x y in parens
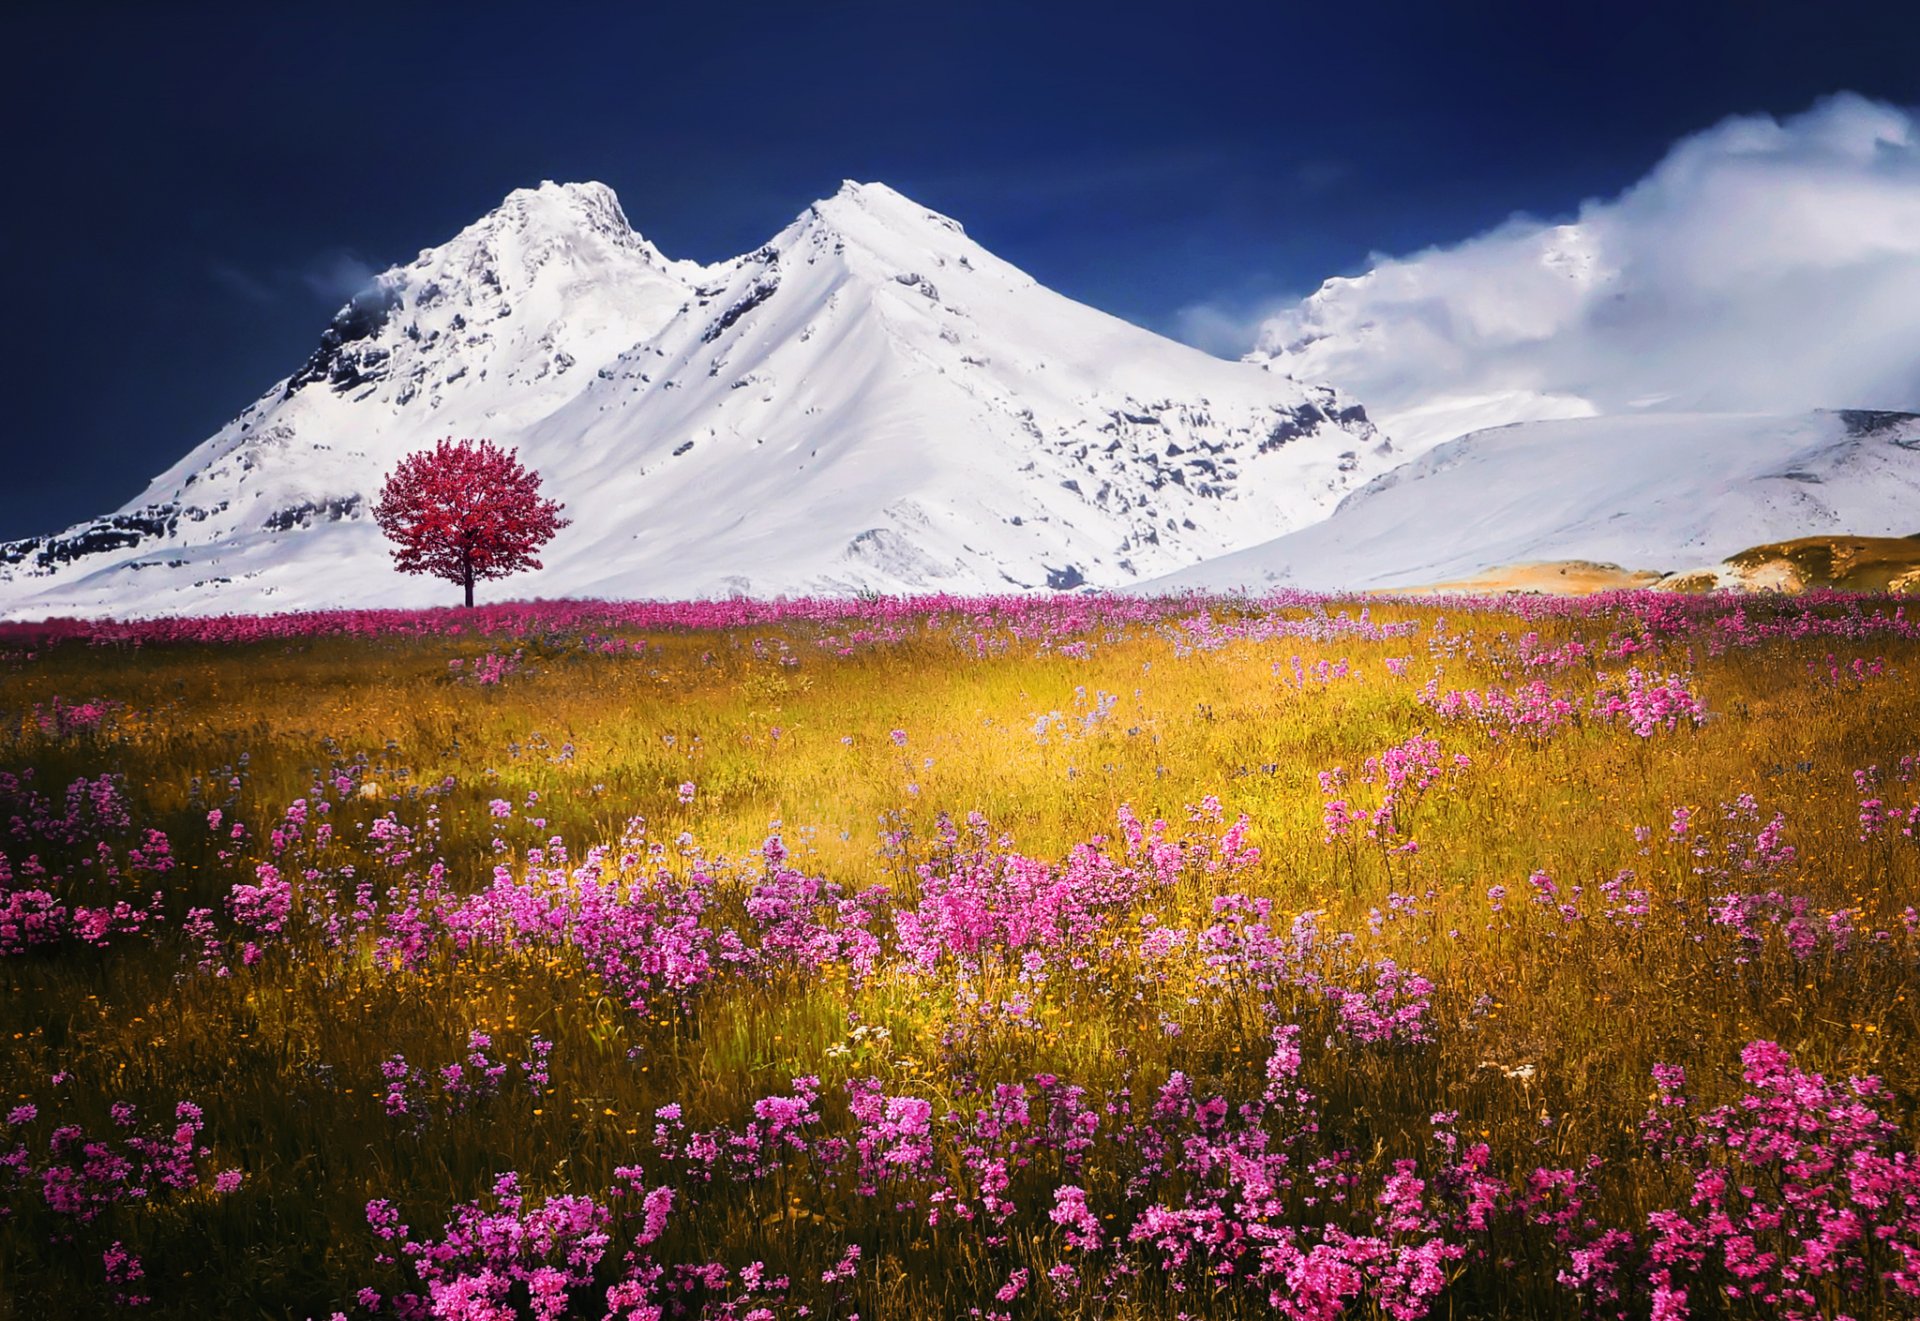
top-left (806, 179), bottom-right (968, 241)
top-left (270, 179), bottom-right (697, 406)
top-left (826, 179), bottom-right (910, 203)
top-left (385, 177), bottom-right (698, 315)
top-left (516, 178), bottom-right (620, 204)
top-left (829, 179), bottom-right (912, 205)
top-left (453, 179), bottom-right (654, 255)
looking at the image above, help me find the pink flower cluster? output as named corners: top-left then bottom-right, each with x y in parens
top-left (1320, 735), bottom-right (1469, 857)
top-left (1641, 1041), bottom-right (1920, 1319)
top-left (1, 1092), bottom-right (240, 1237)
top-left (448, 649), bottom-right (525, 686)
top-left (1419, 677), bottom-right (1577, 741)
top-left (380, 1032), bottom-right (552, 1128)
top-left (1591, 667), bottom-right (1709, 737)
top-left (24, 696), bottom-right (121, 739)
top-left (336, 1039), bottom-right (1920, 1321)
top-left (0, 770), bottom-right (173, 956)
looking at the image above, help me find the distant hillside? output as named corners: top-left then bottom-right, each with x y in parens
top-left (1149, 410), bottom-right (1920, 594)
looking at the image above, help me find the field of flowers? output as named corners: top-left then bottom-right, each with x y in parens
top-left (3, 589), bottom-right (1920, 1320)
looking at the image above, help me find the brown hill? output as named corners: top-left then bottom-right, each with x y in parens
top-left (1710, 534), bottom-right (1920, 593)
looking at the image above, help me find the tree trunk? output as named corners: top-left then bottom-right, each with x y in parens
top-left (463, 553), bottom-right (474, 609)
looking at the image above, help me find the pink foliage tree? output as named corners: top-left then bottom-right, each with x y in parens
top-left (372, 439), bottom-right (567, 607)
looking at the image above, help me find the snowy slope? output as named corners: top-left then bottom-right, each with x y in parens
top-left (1148, 411), bottom-right (1920, 592)
top-left (0, 182), bottom-right (1388, 618)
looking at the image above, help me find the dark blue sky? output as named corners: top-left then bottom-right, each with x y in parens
top-left (4, 0), bottom-right (1918, 538)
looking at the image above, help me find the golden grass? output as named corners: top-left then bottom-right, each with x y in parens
top-left (1, 597), bottom-right (1917, 1316)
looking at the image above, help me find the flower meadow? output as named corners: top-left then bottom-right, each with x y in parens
top-left (4, 589), bottom-right (1920, 1319)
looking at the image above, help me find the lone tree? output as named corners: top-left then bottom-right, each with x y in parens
top-left (372, 438), bottom-right (568, 607)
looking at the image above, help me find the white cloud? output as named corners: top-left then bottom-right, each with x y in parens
top-left (204, 251), bottom-right (384, 310)
top-left (300, 252), bottom-right (380, 304)
top-left (1173, 297), bottom-right (1275, 357)
top-left (1253, 94), bottom-right (1920, 450)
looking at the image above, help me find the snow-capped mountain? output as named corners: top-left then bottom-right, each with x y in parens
top-left (0, 180), bottom-right (1388, 617)
top-left (1148, 410), bottom-right (1920, 592)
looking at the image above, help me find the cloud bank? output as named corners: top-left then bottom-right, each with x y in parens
top-left (1252, 94), bottom-right (1920, 450)
top-left (206, 251), bottom-right (382, 309)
